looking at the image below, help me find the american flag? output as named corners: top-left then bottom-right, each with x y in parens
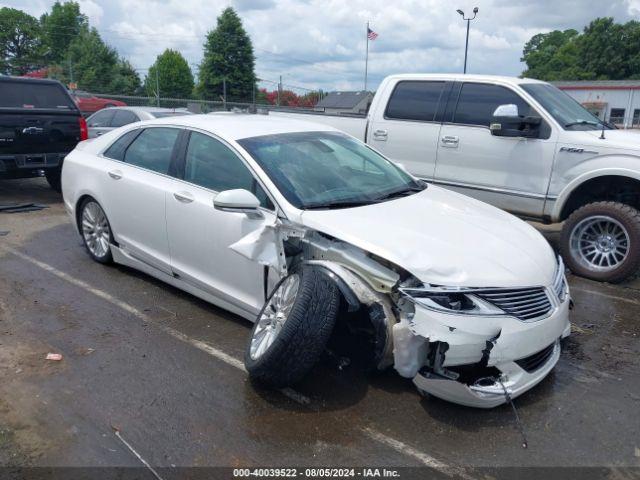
top-left (367, 27), bottom-right (378, 40)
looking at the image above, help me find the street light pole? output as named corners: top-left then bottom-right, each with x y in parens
top-left (457, 7), bottom-right (478, 74)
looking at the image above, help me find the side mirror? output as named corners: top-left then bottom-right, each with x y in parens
top-left (490, 104), bottom-right (541, 138)
top-left (213, 189), bottom-right (263, 218)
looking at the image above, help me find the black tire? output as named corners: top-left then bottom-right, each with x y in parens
top-left (78, 198), bottom-right (114, 264)
top-left (560, 201), bottom-right (640, 283)
top-left (44, 168), bottom-right (62, 192)
top-left (245, 266), bottom-right (340, 387)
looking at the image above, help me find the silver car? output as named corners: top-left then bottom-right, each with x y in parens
top-left (86, 106), bottom-right (193, 138)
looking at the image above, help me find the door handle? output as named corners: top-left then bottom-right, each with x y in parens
top-left (441, 135), bottom-right (459, 147)
top-left (108, 170), bottom-right (122, 180)
top-left (173, 191), bottom-right (194, 203)
top-left (372, 129), bottom-right (388, 141)
top-left (96, 131), bottom-right (103, 136)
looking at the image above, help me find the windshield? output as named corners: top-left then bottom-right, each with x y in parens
top-left (238, 131), bottom-right (425, 209)
top-left (521, 83), bottom-right (612, 131)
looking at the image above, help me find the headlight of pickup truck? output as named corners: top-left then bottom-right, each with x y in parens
top-left (399, 287), bottom-right (504, 316)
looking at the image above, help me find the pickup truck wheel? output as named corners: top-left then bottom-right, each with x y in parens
top-left (561, 201), bottom-right (640, 283)
top-left (44, 168), bottom-right (62, 192)
top-left (245, 266), bottom-right (340, 387)
top-left (79, 199), bottom-right (114, 264)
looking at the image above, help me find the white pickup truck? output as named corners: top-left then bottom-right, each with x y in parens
top-left (272, 74), bottom-right (640, 283)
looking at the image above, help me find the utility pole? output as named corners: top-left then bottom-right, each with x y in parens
top-left (155, 67), bottom-right (160, 106)
top-left (457, 7), bottom-right (478, 74)
top-left (223, 77), bottom-right (227, 110)
top-left (277, 75), bottom-right (282, 106)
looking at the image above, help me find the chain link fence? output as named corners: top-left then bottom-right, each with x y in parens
top-left (84, 92), bottom-right (322, 115)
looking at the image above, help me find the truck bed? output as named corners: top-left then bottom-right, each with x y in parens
top-left (269, 111), bottom-right (367, 140)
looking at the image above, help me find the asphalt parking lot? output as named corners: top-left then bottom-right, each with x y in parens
top-left (1, 178), bottom-right (639, 479)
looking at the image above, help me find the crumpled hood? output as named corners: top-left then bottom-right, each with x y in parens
top-left (299, 185), bottom-right (557, 288)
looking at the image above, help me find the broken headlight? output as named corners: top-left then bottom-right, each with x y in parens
top-left (399, 287), bottom-right (504, 316)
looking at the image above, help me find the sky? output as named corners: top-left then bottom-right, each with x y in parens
top-left (4, 0), bottom-right (640, 93)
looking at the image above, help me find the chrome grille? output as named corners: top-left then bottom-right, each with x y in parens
top-left (475, 287), bottom-right (552, 321)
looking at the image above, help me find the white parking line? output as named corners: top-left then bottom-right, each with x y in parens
top-left (361, 427), bottom-right (475, 479)
top-left (114, 429), bottom-right (164, 480)
top-left (2, 246), bottom-right (466, 477)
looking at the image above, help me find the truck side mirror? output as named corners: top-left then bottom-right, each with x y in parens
top-left (490, 104), bottom-right (541, 138)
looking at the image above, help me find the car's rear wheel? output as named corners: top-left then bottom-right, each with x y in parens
top-left (245, 266), bottom-right (340, 387)
top-left (560, 201), bottom-right (640, 283)
top-left (79, 199), bottom-right (114, 264)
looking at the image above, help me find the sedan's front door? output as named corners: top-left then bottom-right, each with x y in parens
top-left (166, 130), bottom-right (275, 317)
top-left (101, 126), bottom-right (181, 274)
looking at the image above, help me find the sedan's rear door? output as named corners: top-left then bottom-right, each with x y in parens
top-left (100, 126), bottom-right (181, 274)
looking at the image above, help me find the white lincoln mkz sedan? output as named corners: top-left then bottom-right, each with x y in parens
top-left (62, 114), bottom-right (571, 408)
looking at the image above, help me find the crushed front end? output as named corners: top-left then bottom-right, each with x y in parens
top-left (394, 258), bottom-right (571, 408)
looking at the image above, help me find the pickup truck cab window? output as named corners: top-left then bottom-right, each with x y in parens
top-left (385, 81), bottom-right (445, 122)
top-left (123, 127), bottom-right (180, 174)
top-left (183, 131), bottom-right (272, 208)
top-left (452, 83), bottom-right (534, 127)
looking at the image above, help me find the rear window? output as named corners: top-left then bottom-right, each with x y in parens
top-left (0, 81), bottom-right (76, 110)
top-left (385, 81), bottom-right (445, 122)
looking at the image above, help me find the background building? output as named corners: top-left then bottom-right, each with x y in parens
top-left (553, 80), bottom-right (640, 128)
top-left (314, 91), bottom-right (373, 115)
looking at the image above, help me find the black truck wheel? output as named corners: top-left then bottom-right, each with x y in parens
top-left (45, 167), bottom-right (62, 192)
top-left (560, 201), bottom-right (640, 283)
top-left (245, 266), bottom-right (340, 387)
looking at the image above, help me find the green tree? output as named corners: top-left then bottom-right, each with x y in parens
top-left (145, 49), bottom-right (194, 98)
top-left (197, 7), bottom-right (256, 102)
top-left (0, 7), bottom-right (43, 75)
top-left (40, 1), bottom-right (88, 63)
top-left (63, 27), bottom-right (139, 94)
top-left (522, 18), bottom-right (640, 80)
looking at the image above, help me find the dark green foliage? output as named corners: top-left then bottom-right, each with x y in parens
top-left (197, 7), bottom-right (257, 102)
top-left (40, 1), bottom-right (87, 64)
top-left (522, 18), bottom-right (640, 80)
top-left (0, 7), bottom-right (43, 75)
top-left (145, 49), bottom-right (194, 98)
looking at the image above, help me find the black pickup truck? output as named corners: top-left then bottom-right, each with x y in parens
top-left (0, 76), bottom-right (88, 191)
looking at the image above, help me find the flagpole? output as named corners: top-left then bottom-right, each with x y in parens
top-left (364, 21), bottom-right (369, 91)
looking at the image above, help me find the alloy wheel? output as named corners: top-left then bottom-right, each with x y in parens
top-left (569, 215), bottom-right (630, 272)
top-left (82, 201), bottom-right (111, 259)
top-left (250, 274), bottom-right (300, 360)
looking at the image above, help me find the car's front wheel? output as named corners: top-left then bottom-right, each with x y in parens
top-left (245, 266), bottom-right (340, 387)
top-left (560, 201), bottom-right (640, 283)
top-left (79, 198), bottom-right (114, 264)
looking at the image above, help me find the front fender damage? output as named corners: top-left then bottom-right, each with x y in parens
top-left (229, 218), bottom-right (570, 408)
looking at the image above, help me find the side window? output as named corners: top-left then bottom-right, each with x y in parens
top-left (184, 132), bottom-right (272, 209)
top-left (103, 130), bottom-right (140, 161)
top-left (111, 110), bottom-right (139, 127)
top-left (87, 109), bottom-right (114, 127)
top-left (123, 128), bottom-right (179, 174)
top-left (385, 81), bottom-right (445, 121)
top-left (453, 83), bottom-right (533, 127)
top-left (610, 108), bottom-right (625, 125)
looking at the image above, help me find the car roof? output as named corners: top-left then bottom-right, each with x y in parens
top-left (103, 106), bottom-right (189, 114)
top-left (136, 113), bottom-right (339, 140)
top-left (384, 73), bottom-right (548, 86)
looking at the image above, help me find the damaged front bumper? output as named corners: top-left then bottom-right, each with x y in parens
top-left (396, 288), bottom-right (571, 409)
